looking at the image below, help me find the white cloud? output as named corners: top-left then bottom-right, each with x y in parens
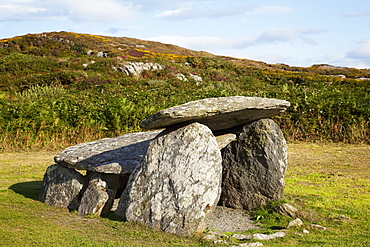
top-left (347, 39), bottom-right (370, 59)
top-left (247, 5), bottom-right (296, 15)
top-left (58, 0), bottom-right (141, 22)
top-left (133, 0), bottom-right (193, 11)
top-left (148, 35), bottom-right (232, 50)
top-left (149, 28), bottom-right (323, 52)
top-left (0, 2), bottom-right (47, 21)
top-left (256, 28), bottom-right (325, 45)
top-left (155, 4), bottom-right (294, 21)
top-left (155, 3), bottom-right (195, 20)
top-left (337, 40), bottom-right (370, 68)
top-left (0, 0), bottom-right (141, 22)
top-left (343, 11), bottom-right (370, 17)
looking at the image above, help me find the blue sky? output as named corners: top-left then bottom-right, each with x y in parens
top-left (1, 0), bottom-right (370, 68)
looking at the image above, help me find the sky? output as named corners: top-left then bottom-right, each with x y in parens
top-left (1, 0), bottom-right (370, 69)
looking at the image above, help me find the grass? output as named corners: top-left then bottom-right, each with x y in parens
top-left (0, 143), bottom-right (369, 246)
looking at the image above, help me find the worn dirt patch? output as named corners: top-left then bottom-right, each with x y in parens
top-left (206, 206), bottom-right (260, 233)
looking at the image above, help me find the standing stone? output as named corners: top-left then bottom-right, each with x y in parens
top-left (116, 122), bottom-right (222, 236)
top-left (78, 173), bottom-right (114, 216)
top-left (219, 119), bottom-right (288, 210)
top-left (39, 164), bottom-right (84, 210)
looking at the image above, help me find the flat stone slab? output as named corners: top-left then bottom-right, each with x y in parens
top-left (140, 96), bottom-right (290, 131)
top-left (54, 130), bottom-right (163, 174)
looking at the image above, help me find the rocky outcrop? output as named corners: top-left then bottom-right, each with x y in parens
top-left (113, 62), bottom-right (163, 76)
top-left (140, 96), bottom-right (290, 131)
top-left (115, 122), bottom-right (222, 236)
top-left (219, 119), bottom-right (288, 210)
top-left (39, 164), bottom-right (84, 210)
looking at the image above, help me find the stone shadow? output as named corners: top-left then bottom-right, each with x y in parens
top-left (8, 181), bottom-right (43, 201)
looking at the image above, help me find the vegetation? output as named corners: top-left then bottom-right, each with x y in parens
top-left (1, 144), bottom-right (368, 246)
top-left (0, 31), bottom-right (369, 151)
top-left (0, 32), bottom-right (369, 246)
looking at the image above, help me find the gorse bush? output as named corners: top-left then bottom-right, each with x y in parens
top-left (0, 32), bottom-right (369, 151)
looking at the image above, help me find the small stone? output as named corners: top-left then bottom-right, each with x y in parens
top-left (287, 218), bottom-right (303, 228)
top-left (311, 224), bottom-right (327, 231)
top-left (275, 203), bottom-right (299, 218)
top-left (213, 240), bottom-right (229, 244)
top-left (252, 232), bottom-right (285, 240)
top-left (232, 233), bottom-right (252, 240)
top-left (338, 214), bottom-right (351, 220)
top-left (202, 234), bottom-right (218, 241)
top-left (303, 229), bottom-right (310, 234)
top-left (78, 174), bottom-right (110, 216)
top-left (203, 231), bottom-right (227, 240)
top-left (215, 133), bottom-right (236, 149)
top-left (231, 242), bottom-right (264, 247)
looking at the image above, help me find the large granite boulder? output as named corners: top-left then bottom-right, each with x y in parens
top-left (140, 96), bottom-right (290, 131)
top-left (54, 130), bottom-right (162, 174)
top-left (219, 119), bottom-right (288, 210)
top-left (39, 164), bottom-right (84, 210)
top-left (116, 122), bottom-right (222, 236)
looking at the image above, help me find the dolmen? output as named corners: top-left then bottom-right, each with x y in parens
top-left (39, 96), bottom-right (290, 236)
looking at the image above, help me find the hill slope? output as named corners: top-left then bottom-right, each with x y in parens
top-left (0, 31), bottom-right (369, 150)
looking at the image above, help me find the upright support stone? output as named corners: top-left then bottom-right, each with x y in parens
top-left (116, 122), bottom-right (222, 236)
top-left (39, 164), bottom-right (84, 210)
top-left (78, 173), bottom-right (114, 216)
top-left (219, 119), bottom-right (288, 210)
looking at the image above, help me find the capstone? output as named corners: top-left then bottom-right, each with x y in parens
top-left (54, 130), bottom-right (162, 174)
top-left (140, 96), bottom-right (290, 131)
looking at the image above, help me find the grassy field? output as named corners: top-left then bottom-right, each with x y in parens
top-left (0, 143), bottom-right (369, 246)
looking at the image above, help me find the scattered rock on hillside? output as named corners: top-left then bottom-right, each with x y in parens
top-left (122, 62), bottom-right (163, 76)
top-left (310, 224), bottom-right (328, 231)
top-left (231, 232), bottom-right (285, 240)
top-left (140, 96), bottom-right (290, 131)
top-left (231, 243), bottom-right (264, 247)
top-left (275, 203), bottom-right (299, 218)
top-left (54, 130), bottom-right (162, 175)
top-left (219, 119), bottom-right (288, 210)
top-left (116, 122), bottom-right (222, 236)
top-left (287, 218), bottom-right (303, 228)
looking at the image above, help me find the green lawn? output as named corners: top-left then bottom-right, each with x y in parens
top-left (0, 143), bottom-right (369, 246)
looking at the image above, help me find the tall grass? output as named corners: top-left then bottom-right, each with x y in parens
top-left (0, 32), bottom-right (369, 151)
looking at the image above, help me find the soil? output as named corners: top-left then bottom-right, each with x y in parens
top-left (206, 206), bottom-right (260, 232)
top-left (113, 200), bottom-right (259, 233)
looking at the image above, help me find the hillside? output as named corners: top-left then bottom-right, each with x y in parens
top-left (0, 31), bottom-right (369, 150)
top-left (2, 31), bottom-right (370, 77)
